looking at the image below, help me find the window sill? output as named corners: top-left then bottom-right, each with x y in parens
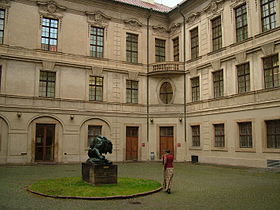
top-left (254, 26), bottom-right (280, 39)
top-left (235, 148), bottom-right (256, 153)
top-left (211, 148), bottom-right (228, 152)
top-left (263, 149), bottom-right (280, 153)
top-left (229, 37), bottom-right (253, 48)
top-left (189, 147), bottom-right (202, 150)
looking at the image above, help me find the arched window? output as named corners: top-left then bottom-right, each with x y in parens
top-left (160, 82), bottom-right (173, 104)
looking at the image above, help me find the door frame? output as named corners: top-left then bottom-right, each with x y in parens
top-left (124, 124), bottom-right (141, 161)
top-left (126, 126), bottom-right (139, 161)
top-left (157, 124), bottom-right (177, 160)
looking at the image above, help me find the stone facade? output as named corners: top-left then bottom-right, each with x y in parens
top-left (0, 0), bottom-right (279, 168)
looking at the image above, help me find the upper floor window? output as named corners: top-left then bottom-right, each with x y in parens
top-left (263, 54), bottom-right (279, 89)
top-left (261, 0), bottom-right (277, 32)
top-left (239, 122), bottom-right (252, 148)
top-left (266, 120), bottom-right (280, 148)
top-left (191, 77), bottom-right (200, 102)
top-left (160, 82), bottom-right (173, 104)
top-left (0, 9), bottom-right (5, 44)
top-left (173, 37), bottom-right (179, 61)
top-left (126, 33), bottom-right (138, 63)
top-left (0, 66), bottom-right (2, 91)
top-left (39, 71), bottom-right (56, 98)
top-left (41, 17), bottom-right (58, 51)
top-left (190, 27), bottom-right (199, 59)
top-left (155, 39), bottom-right (165, 62)
top-left (88, 125), bottom-right (102, 147)
top-left (213, 70), bottom-right (224, 98)
top-left (90, 26), bottom-right (104, 58)
top-left (126, 80), bottom-right (138, 104)
top-left (235, 4), bottom-right (248, 42)
top-left (214, 124), bottom-right (225, 148)
top-left (237, 63), bottom-right (250, 93)
top-left (211, 16), bottom-right (222, 51)
top-left (191, 125), bottom-right (200, 147)
top-left (89, 76), bottom-right (103, 101)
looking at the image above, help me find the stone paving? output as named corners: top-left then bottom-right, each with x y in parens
top-left (0, 162), bottom-right (280, 210)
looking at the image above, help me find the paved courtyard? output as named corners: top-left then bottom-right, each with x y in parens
top-left (0, 162), bottom-right (279, 210)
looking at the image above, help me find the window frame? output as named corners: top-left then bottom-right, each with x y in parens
top-left (39, 71), bottom-right (56, 98)
top-left (238, 122), bottom-right (253, 148)
top-left (213, 70), bottom-right (224, 98)
top-left (87, 125), bottom-right (102, 147)
top-left (211, 16), bottom-right (222, 51)
top-left (126, 33), bottom-right (138, 63)
top-left (237, 62), bottom-right (250, 93)
top-left (260, 0), bottom-right (277, 32)
top-left (191, 125), bottom-right (200, 147)
top-left (235, 3), bottom-right (248, 42)
top-left (190, 27), bottom-right (199, 59)
top-left (266, 120), bottom-right (280, 149)
top-left (173, 37), bottom-right (179, 62)
top-left (89, 76), bottom-right (103, 101)
top-left (214, 123), bottom-right (225, 148)
top-left (155, 38), bottom-right (166, 62)
top-left (0, 9), bottom-right (5, 44)
top-left (126, 80), bottom-right (138, 104)
top-left (41, 17), bottom-right (58, 52)
top-left (263, 54), bottom-right (279, 89)
top-left (159, 81), bottom-right (173, 104)
top-left (90, 26), bottom-right (104, 58)
top-left (191, 77), bottom-right (200, 102)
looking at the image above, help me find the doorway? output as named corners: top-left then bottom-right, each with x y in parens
top-left (159, 126), bottom-right (174, 159)
top-left (126, 127), bottom-right (138, 161)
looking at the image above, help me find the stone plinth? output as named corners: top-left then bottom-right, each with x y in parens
top-left (82, 163), bottom-right (117, 185)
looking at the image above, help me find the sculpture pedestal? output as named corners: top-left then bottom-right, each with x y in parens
top-left (82, 163), bottom-right (117, 185)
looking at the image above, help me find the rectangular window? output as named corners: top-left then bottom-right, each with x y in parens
top-left (88, 126), bottom-right (102, 146)
top-left (214, 124), bottom-right (225, 148)
top-left (191, 125), bottom-right (200, 147)
top-left (0, 66), bottom-right (2, 91)
top-left (261, 0), bottom-right (277, 32)
top-left (263, 54), bottom-right (279, 88)
top-left (41, 17), bottom-right (58, 51)
top-left (266, 120), bottom-right (280, 148)
top-left (0, 9), bottom-right (5, 44)
top-left (173, 37), bottom-right (179, 61)
top-left (89, 76), bottom-right (103, 101)
top-left (126, 80), bottom-right (138, 104)
top-left (190, 27), bottom-right (199, 59)
top-left (239, 122), bottom-right (252, 148)
top-left (191, 77), bottom-right (200, 102)
top-left (39, 71), bottom-right (56, 98)
top-left (237, 63), bottom-right (250, 93)
top-left (155, 38), bottom-right (165, 62)
top-left (126, 33), bottom-right (138, 63)
top-left (212, 16), bottom-right (222, 51)
top-left (213, 70), bottom-right (224, 98)
top-left (90, 26), bottom-right (104, 58)
top-left (235, 4), bottom-right (248, 42)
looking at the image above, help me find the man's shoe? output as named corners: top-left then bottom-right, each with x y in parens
top-left (167, 189), bottom-right (171, 194)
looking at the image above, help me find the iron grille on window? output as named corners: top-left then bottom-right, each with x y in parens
top-left (237, 63), bottom-right (250, 93)
top-left (263, 54), bottom-right (279, 88)
top-left (266, 120), bottom-right (280, 148)
top-left (191, 77), bottom-right (200, 102)
top-left (0, 9), bottom-right (5, 44)
top-left (190, 27), bottom-right (199, 59)
top-left (126, 33), bottom-right (138, 63)
top-left (126, 80), bottom-right (138, 103)
top-left (239, 122), bottom-right (252, 148)
top-left (191, 125), bottom-right (200, 147)
top-left (155, 38), bottom-right (166, 62)
top-left (261, 0), bottom-right (276, 32)
top-left (213, 70), bottom-right (224, 98)
top-left (160, 82), bottom-right (173, 104)
top-left (214, 124), bottom-right (225, 147)
top-left (88, 125), bottom-right (102, 146)
top-left (89, 76), bottom-right (103, 101)
top-left (41, 17), bottom-right (58, 51)
top-left (235, 4), bottom-right (248, 42)
top-left (90, 26), bottom-right (104, 58)
top-left (212, 16), bottom-right (222, 51)
top-left (173, 37), bottom-right (179, 61)
top-left (39, 71), bottom-right (56, 97)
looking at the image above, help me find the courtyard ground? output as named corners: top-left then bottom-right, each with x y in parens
top-left (0, 162), bottom-right (279, 210)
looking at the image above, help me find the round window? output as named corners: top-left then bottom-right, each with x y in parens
top-left (159, 82), bottom-right (173, 104)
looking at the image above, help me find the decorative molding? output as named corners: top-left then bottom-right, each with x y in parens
top-left (86, 11), bottom-right (111, 27)
top-left (37, 1), bottom-right (66, 17)
top-left (190, 68), bottom-right (198, 77)
top-left (261, 42), bottom-right (275, 56)
top-left (211, 60), bottom-right (221, 71)
top-left (91, 65), bottom-right (103, 76)
top-left (186, 12), bottom-right (201, 24)
top-left (42, 61), bottom-right (56, 71)
top-left (128, 72), bottom-right (139, 80)
top-left (235, 52), bottom-right (247, 64)
top-left (169, 23), bottom-right (181, 34)
top-left (124, 18), bottom-right (142, 30)
top-left (203, 0), bottom-right (225, 14)
top-left (152, 25), bottom-right (169, 35)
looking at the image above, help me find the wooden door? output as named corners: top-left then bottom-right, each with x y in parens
top-left (35, 124), bottom-right (55, 161)
top-left (160, 127), bottom-right (174, 159)
top-left (126, 127), bottom-right (138, 160)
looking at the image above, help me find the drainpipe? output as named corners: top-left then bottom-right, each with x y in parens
top-left (147, 9), bottom-right (152, 149)
top-left (178, 5), bottom-right (187, 144)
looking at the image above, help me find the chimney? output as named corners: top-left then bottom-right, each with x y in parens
top-left (142, 0), bottom-right (155, 4)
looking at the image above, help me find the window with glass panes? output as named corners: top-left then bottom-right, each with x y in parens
top-left (261, 0), bottom-right (276, 32)
top-left (211, 16), bottom-right (222, 51)
top-left (239, 122), bottom-right (252, 148)
top-left (41, 17), bottom-right (58, 51)
top-left (263, 54), bottom-right (279, 89)
top-left (191, 125), bottom-right (200, 147)
top-left (214, 124), bottom-right (225, 147)
top-left (213, 70), bottom-right (224, 98)
top-left (88, 125), bottom-right (102, 146)
top-left (160, 82), bottom-right (173, 104)
top-left (191, 77), bottom-right (200, 102)
top-left (235, 4), bottom-right (248, 42)
top-left (126, 33), bottom-right (138, 63)
top-left (126, 80), bottom-right (138, 103)
top-left (0, 9), bottom-right (5, 44)
top-left (173, 37), bottom-right (179, 61)
top-left (89, 76), bottom-right (103, 101)
top-left (155, 39), bottom-right (165, 62)
top-left (266, 120), bottom-right (280, 148)
top-left (0, 66), bottom-right (2, 91)
top-left (90, 27), bottom-right (104, 58)
top-left (39, 71), bottom-right (56, 97)
top-left (237, 63), bottom-right (250, 93)
top-left (190, 27), bottom-right (199, 59)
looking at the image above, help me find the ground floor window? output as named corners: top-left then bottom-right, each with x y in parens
top-left (214, 124), bottom-right (225, 147)
top-left (266, 120), bottom-right (280, 148)
top-left (191, 125), bottom-right (200, 147)
top-left (239, 122), bottom-right (252, 148)
top-left (88, 125), bottom-right (102, 146)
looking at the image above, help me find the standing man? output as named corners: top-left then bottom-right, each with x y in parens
top-left (163, 150), bottom-right (174, 194)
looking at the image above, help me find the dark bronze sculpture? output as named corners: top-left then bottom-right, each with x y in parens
top-left (87, 135), bottom-right (113, 165)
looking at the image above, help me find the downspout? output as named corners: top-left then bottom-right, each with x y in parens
top-left (178, 5), bottom-right (187, 144)
top-left (147, 9), bottom-right (152, 149)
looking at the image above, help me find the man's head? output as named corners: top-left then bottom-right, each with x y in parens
top-left (165, 150), bottom-right (170, 154)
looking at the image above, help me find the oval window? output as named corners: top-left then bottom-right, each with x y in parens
top-left (159, 82), bottom-right (173, 104)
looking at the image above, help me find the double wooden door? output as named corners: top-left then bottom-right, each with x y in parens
top-left (126, 127), bottom-right (138, 161)
top-left (159, 127), bottom-right (174, 159)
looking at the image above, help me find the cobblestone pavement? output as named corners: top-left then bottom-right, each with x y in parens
top-left (0, 162), bottom-right (279, 210)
